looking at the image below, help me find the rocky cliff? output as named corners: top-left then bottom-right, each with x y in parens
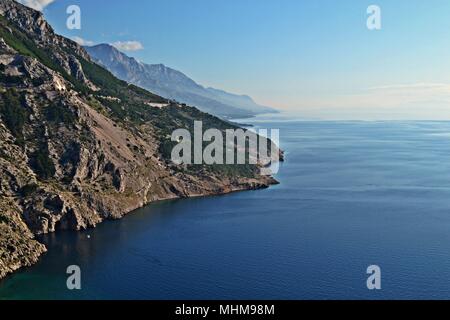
top-left (0, 0), bottom-right (279, 279)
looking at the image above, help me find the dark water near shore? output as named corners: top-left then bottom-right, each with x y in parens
top-left (3, 117), bottom-right (450, 299)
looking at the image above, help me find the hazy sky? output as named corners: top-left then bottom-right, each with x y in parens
top-left (19, 0), bottom-right (450, 119)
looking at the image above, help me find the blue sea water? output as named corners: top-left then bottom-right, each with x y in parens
top-left (2, 118), bottom-right (450, 299)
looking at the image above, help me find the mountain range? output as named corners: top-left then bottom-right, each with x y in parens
top-left (85, 44), bottom-right (276, 119)
top-left (0, 0), bottom-right (279, 279)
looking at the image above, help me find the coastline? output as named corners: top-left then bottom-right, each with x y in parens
top-left (0, 174), bottom-right (279, 282)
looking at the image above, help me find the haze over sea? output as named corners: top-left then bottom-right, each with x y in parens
top-left (2, 113), bottom-right (450, 299)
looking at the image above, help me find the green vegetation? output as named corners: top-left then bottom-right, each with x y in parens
top-left (20, 183), bottom-right (39, 197)
top-left (0, 213), bottom-right (10, 224)
top-left (78, 57), bottom-right (128, 97)
top-left (0, 88), bottom-right (28, 146)
top-left (0, 16), bottom-right (36, 58)
top-left (86, 96), bottom-right (106, 114)
top-left (30, 142), bottom-right (55, 180)
top-left (0, 73), bottom-right (23, 86)
top-left (155, 105), bottom-right (258, 178)
top-left (45, 101), bottom-right (76, 125)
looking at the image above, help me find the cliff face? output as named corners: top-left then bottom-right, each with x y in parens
top-left (0, 0), bottom-right (279, 279)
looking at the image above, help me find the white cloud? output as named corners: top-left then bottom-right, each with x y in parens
top-left (293, 82), bottom-right (450, 120)
top-left (111, 41), bottom-right (144, 52)
top-left (366, 83), bottom-right (450, 92)
top-left (72, 36), bottom-right (94, 46)
top-left (16, 0), bottom-right (56, 11)
top-left (360, 83), bottom-right (450, 107)
top-left (302, 82), bottom-right (450, 110)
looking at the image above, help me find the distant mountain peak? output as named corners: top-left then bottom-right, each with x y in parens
top-left (85, 43), bottom-right (277, 118)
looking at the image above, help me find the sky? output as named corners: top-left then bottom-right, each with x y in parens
top-left (16, 0), bottom-right (450, 119)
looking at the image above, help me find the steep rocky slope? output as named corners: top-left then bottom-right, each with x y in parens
top-left (0, 0), bottom-right (279, 279)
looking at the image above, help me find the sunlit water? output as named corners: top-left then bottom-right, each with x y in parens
top-left (2, 118), bottom-right (450, 299)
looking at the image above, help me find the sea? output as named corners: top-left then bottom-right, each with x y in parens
top-left (2, 114), bottom-right (450, 299)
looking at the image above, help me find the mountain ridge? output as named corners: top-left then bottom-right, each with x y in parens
top-left (85, 43), bottom-right (277, 119)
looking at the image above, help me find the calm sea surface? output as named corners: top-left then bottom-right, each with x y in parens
top-left (2, 117), bottom-right (450, 299)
